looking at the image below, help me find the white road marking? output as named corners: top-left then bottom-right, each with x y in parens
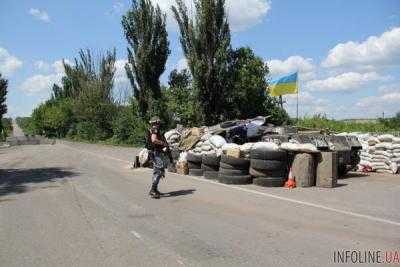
top-left (60, 143), bottom-right (400, 227)
top-left (130, 230), bottom-right (142, 239)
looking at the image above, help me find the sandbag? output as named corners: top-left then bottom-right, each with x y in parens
top-left (393, 137), bottom-right (400, 144)
top-left (367, 137), bottom-right (379, 146)
top-left (209, 135), bottom-right (227, 148)
top-left (377, 134), bottom-right (394, 142)
top-left (138, 149), bottom-right (150, 165)
top-left (280, 142), bottom-right (319, 153)
top-left (221, 143), bottom-right (240, 152)
top-left (253, 142), bottom-right (280, 151)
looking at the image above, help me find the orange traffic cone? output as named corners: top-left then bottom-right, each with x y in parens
top-left (285, 167), bottom-right (296, 189)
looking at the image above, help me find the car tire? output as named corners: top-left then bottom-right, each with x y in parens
top-left (249, 167), bottom-right (287, 178)
top-left (201, 164), bottom-right (219, 172)
top-left (220, 155), bottom-right (250, 168)
top-left (189, 168), bottom-right (204, 177)
top-left (218, 174), bottom-right (253, 185)
top-left (188, 161), bottom-right (201, 169)
top-left (250, 149), bottom-right (288, 161)
top-left (250, 159), bottom-right (286, 171)
top-left (202, 154), bottom-right (221, 166)
top-left (219, 168), bottom-right (249, 176)
top-left (253, 177), bottom-right (286, 187)
top-left (204, 171), bottom-right (219, 180)
top-left (187, 153), bottom-right (202, 163)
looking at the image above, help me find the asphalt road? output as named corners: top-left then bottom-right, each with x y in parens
top-left (0, 141), bottom-right (399, 266)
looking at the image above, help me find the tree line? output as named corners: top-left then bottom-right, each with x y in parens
top-left (17, 0), bottom-right (288, 145)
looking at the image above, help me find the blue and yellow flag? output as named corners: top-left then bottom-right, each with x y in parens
top-left (269, 72), bottom-right (298, 97)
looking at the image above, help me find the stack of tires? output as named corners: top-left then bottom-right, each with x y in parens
top-left (218, 155), bottom-right (252, 185)
top-left (187, 153), bottom-right (203, 176)
top-left (201, 154), bottom-right (220, 180)
top-left (250, 148), bottom-right (288, 187)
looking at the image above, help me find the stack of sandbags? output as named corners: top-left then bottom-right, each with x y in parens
top-left (165, 129), bottom-right (182, 148)
top-left (357, 134), bottom-right (399, 174)
top-left (189, 134), bottom-right (226, 155)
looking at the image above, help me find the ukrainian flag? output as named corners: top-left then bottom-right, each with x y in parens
top-left (269, 72), bottom-right (298, 97)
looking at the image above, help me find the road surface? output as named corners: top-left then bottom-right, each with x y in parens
top-left (0, 141), bottom-right (399, 266)
top-left (12, 119), bottom-right (25, 137)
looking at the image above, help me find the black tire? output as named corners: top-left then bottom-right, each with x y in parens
top-left (201, 164), bottom-right (219, 172)
top-left (202, 154), bottom-right (220, 166)
top-left (250, 149), bottom-right (288, 161)
top-left (219, 168), bottom-right (249, 176)
top-left (249, 167), bottom-right (287, 178)
top-left (220, 121), bottom-right (238, 128)
top-left (187, 153), bottom-right (202, 163)
top-left (250, 159), bottom-right (286, 171)
top-left (188, 161), bottom-right (201, 169)
top-left (253, 177), bottom-right (286, 187)
top-left (189, 168), bottom-right (204, 177)
top-left (218, 174), bottom-right (253, 185)
top-left (220, 155), bottom-right (250, 168)
top-left (204, 171), bottom-right (219, 180)
top-left (219, 162), bottom-right (249, 170)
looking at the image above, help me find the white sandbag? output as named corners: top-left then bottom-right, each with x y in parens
top-left (240, 143), bottom-right (255, 153)
top-left (376, 169), bottom-right (395, 174)
top-left (359, 160), bottom-right (372, 166)
top-left (374, 150), bottom-right (393, 158)
top-left (377, 134), bottom-right (394, 142)
top-left (209, 135), bottom-right (227, 148)
top-left (201, 133), bottom-right (212, 141)
top-left (393, 137), bottom-right (400, 144)
top-left (280, 142), bottom-right (319, 153)
top-left (394, 153), bottom-right (400, 158)
top-left (367, 137), bottom-right (379, 146)
top-left (165, 129), bottom-right (180, 140)
top-left (392, 157), bottom-right (400, 163)
top-left (253, 142), bottom-right (280, 151)
top-left (375, 142), bottom-right (392, 150)
top-left (221, 143), bottom-right (240, 152)
top-left (391, 144), bottom-right (400, 149)
top-left (138, 148), bottom-right (150, 165)
top-left (201, 145), bottom-right (212, 151)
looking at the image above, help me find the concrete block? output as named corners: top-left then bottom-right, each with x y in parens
top-left (292, 153), bottom-right (316, 187)
top-left (316, 152), bottom-right (338, 188)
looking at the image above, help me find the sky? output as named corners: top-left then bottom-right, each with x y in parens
top-left (0, 0), bottom-right (399, 119)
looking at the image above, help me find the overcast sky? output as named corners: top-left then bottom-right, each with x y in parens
top-left (1, 0), bottom-right (399, 119)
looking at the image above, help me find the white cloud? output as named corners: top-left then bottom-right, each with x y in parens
top-left (114, 59), bottom-right (130, 88)
top-left (34, 60), bottom-right (50, 72)
top-left (356, 90), bottom-right (400, 118)
top-left (378, 83), bottom-right (400, 94)
top-left (0, 47), bottom-right (23, 77)
top-left (29, 8), bottom-right (51, 23)
top-left (306, 72), bottom-right (388, 92)
top-left (176, 58), bottom-right (188, 71)
top-left (19, 60), bottom-right (69, 94)
top-left (268, 56), bottom-right (316, 81)
top-left (19, 74), bottom-right (62, 94)
top-left (151, 0), bottom-right (270, 32)
top-left (322, 27), bottom-right (400, 69)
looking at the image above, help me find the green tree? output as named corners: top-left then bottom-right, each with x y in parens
top-left (0, 73), bottom-right (8, 137)
top-left (166, 69), bottom-right (199, 126)
top-left (122, 0), bottom-right (170, 121)
top-left (172, 0), bottom-right (232, 125)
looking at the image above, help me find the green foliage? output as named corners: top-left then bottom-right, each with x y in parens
top-left (1, 118), bottom-right (12, 140)
top-left (16, 117), bottom-right (36, 135)
top-left (165, 69), bottom-right (199, 126)
top-left (122, 0), bottom-right (170, 120)
top-left (228, 47), bottom-right (288, 123)
top-left (30, 98), bottom-right (73, 137)
top-left (172, 0), bottom-right (232, 125)
top-left (111, 100), bottom-right (148, 145)
top-left (297, 114), bottom-right (400, 133)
